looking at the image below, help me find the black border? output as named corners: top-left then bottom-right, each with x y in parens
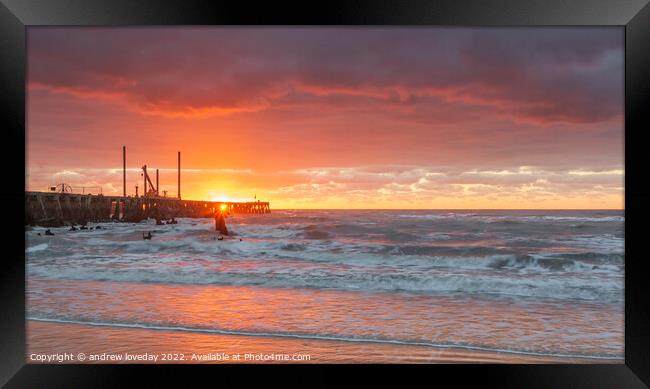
top-left (1, 0), bottom-right (649, 387)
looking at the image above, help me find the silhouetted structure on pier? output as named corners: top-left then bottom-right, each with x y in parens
top-left (25, 147), bottom-right (270, 227)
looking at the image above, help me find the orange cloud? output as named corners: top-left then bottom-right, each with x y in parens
top-left (26, 27), bottom-right (624, 209)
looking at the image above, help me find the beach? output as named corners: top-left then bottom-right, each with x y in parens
top-left (27, 320), bottom-right (615, 364)
top-left (26, 210), bottom-right (624, 363)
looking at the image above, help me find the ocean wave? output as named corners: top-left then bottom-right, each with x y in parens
top-left (487, 253), bottom-right (622, 272)
top-left (280, 243), bottom-right (307, 251)
top-left (425, 233), bottom-right (453, 241)
top-left (564, 235), bottom-right (624, 253)
top-left (398, 214), bottom-right (624, 223)
top-left (29, 231), bottom-right (623, 272)
top-left (372, 244), bottom-right (503, 257)
top-left (26, 212), bottom-right (624, 303)
top-left (300, 225), bottom-right (332, 240)
top-left (26, 243), bottom-right (49, 253)
top-left (27, 260), bottom-right (623, 303)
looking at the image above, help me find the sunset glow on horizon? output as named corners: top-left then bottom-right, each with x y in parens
top-left (26, 27), bottom-right (624, 209)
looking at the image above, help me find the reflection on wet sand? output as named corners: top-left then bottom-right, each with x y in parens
top-left (28, 321), bottom-right (616, 364)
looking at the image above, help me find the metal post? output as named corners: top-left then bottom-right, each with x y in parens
top-left (122, 146), bottom-right (126, 197)
top-left (143, 165), bottom-right (147, 195)
top-left (156, 169), bottom-right (159, 196)
top-left (178, 151), bottom-right (181, 199)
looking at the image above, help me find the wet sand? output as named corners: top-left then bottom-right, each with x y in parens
top-left (27, 321), bottom-right (618, 364)
top-left (27, 278), bottom-right (624, 361)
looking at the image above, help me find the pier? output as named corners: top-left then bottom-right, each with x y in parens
top-left (25, 147), bottom-right (270, 227)
top-left (25, 192), bottom-right (271, 226)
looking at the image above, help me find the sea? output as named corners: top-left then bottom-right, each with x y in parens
top-left (25, 209), bottom-right (624, 363)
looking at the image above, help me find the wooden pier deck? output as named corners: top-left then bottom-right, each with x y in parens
top-left (25, 191), bottom-right (270, 227)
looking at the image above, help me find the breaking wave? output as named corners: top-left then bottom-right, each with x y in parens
top-left (25, 210), bottom-right (624, 303)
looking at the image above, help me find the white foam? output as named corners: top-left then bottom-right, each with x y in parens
top-left (398, 214), bottom-right (624, 223)
top-left (27, 316), bottom-right (621, 361)
top-left (25, 213), bottom-right (624, 303)
top-left (26, 243), bottom-right (48, 253)
top-left (25, 261), bottom-right (624, 303)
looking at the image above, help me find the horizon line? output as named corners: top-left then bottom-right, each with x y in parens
top-left (264, 208), bottom-right (624, 211)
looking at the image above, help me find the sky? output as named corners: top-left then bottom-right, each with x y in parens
top-left (26, 27), bottom-right (624, 209)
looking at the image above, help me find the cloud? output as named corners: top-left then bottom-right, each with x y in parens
top-left (27, 144), bottom-right (623, 209)
top-left (567, 169), bottom-right (624, 176)
top-left (26, 28), bottom-right (624, 208)
top-left (28, 27), bottom-right (623, 125)
top-left (262, 164), bottom-right (623, 208)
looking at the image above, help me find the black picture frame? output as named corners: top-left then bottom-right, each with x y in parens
top-left (1, 0), bottom-right (649, 387)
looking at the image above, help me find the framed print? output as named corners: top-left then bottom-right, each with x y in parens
top-left (1, 0), bottom-right (649, 387)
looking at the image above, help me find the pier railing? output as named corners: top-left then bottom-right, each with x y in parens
top-left (25, 191), bottom-right (270, 227)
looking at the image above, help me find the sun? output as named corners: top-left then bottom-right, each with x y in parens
top-left (209, 195), bottom-right (232, 202)
top-left (209, 194), bottom-right (255, 203)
